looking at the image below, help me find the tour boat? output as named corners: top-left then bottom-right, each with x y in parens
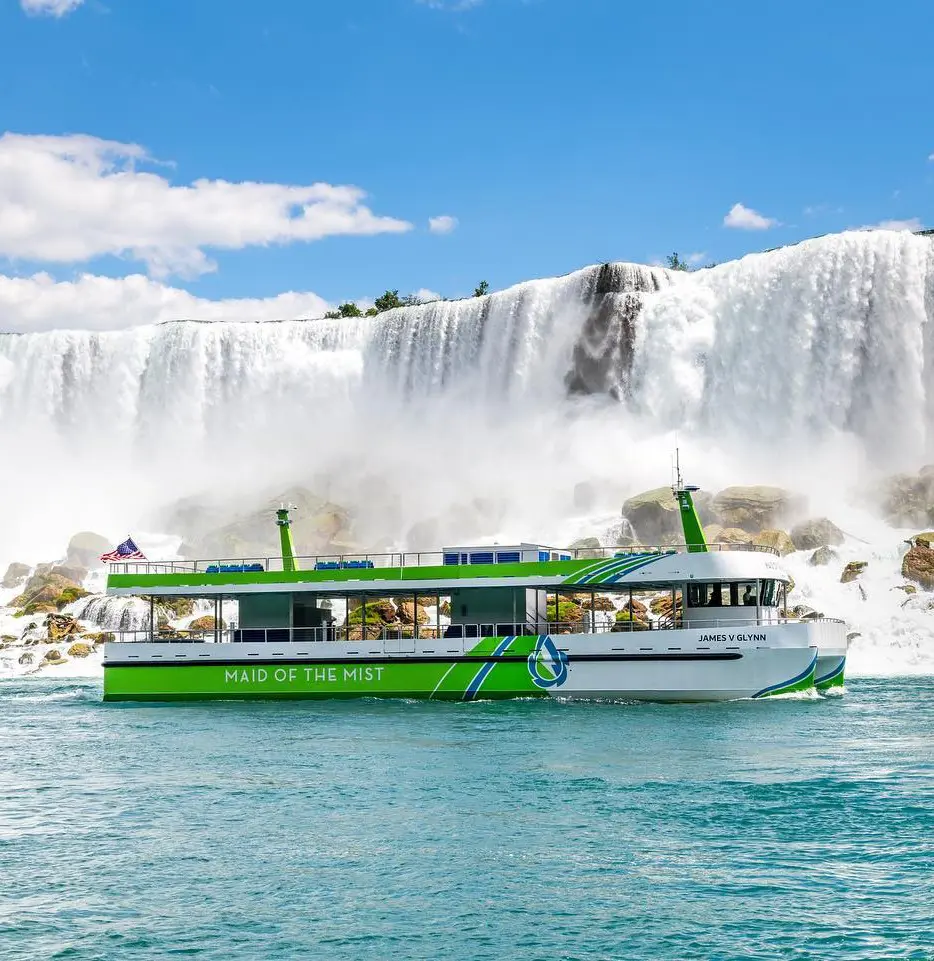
top-left (101, 477), bottom-right (847, 702)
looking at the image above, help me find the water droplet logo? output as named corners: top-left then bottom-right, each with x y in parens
top-left (528, 635), bottom-right (569, 689)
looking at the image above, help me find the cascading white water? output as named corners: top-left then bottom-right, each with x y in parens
top-left (65, 596), bottom-right (151, 632)
top-left (1, 229), bottom-right (934, 673)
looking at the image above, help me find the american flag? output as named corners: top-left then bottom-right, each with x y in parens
top-left (100, 537), bottom-right (147, 562)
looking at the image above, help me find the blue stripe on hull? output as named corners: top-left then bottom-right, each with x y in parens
top-left (752, 652), bottom-right (818, 698)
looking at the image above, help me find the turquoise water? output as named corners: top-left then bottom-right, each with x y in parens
top-left (1, 680), bottom-right (932, 960)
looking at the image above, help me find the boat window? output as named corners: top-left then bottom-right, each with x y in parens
top-left (760, 579), bottom-right (777, 607)
top-left (687, 583), bottom-right (710, 607)
top-left (738, 582), bottom-right (758, 606)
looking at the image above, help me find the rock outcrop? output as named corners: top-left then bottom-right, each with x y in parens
top-left (902, 538), bottom-right (934, 589)
top-left (67, 642), bottom-right (93, 658)
top-left (66, 531), bottom-right (111, 569)
top-left (188, 615), bottom-right (225, 632)
top-left (11, 569), bottom-right (88, 616)
top-left (567, 537), bottom-right (603, 559)
top-left (704, 525), bottom-right (753, 546)
top-left (752, 529), bottom-right (796, 556)
top-left (791, 518), bottom-right (845, 551)
top-left (613, 610), bottom-right (650, 631)
top-left (841, 561), bottom-right (868, 584)
top-left (582, 595), bottom-right (616, 611)
top-left (397, 600), bottom-right (429, 625)
top-left (176, 487), bottom-right (356, 561)
top-left (809, 546), bottom-right (839, 567)
top-left (622, 488), bottom-right (713, 544)
top-left (875, 468), bottom-right (934, 528)
top-left (1, 562), bottom-right (30, 589)
top-left (46, 613), bottom-right (80, 641)
top-left (711, 486), bottom-right (804, 533)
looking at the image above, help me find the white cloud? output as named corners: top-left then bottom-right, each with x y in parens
top-left (928, 152), bottom-right (934, 161)
top-left (723, 203), bottom-right (779, 230)
top-left (0, 271), bottom-right (331, 333)
top-left (428, 215), bottom-right (458, 235)
top-left (686, 252), bottom-right (706, 266)
top-left (0, 133), bottom-right (412, 278)
top-left (414, 288), bottom-right (442, 302)
top-left (20, 0), bottom-right (84, 16)
top-left (875, 218), bottom-right (923, 232)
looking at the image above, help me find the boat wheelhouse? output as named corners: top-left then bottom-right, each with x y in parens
top-left (101, 490), bottom-right (847, 702)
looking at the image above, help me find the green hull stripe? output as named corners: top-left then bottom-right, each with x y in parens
top-left (103, 661), bottom-right (547, 702)
top-left (815, 658), bottom-right (846, 690)
top-left (752, 653), bottom-right (817, 698)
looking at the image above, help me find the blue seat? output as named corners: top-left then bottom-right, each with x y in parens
top-left (315, 561), bottom-right (340, 571)
top-left (206, 565), bottom-right (219, 574)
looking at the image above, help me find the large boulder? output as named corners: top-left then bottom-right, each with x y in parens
top-left (177, 487), bottom-right (356, 561)
top-left (396, 600), bottom-right (429, 625)
top-left (188, 615), bottom-right (225, 632)
top-left (704, 525), bottom-right (753, 546)
top-left (46, 613), bottom-right (80, 641)
top-left (582, 595), bottom-right (616, 611)
top-left (1, 562), bottom-right (30, 589)
top-left (902, 539), bottom-right (934, 589)
top-left (841, 561), bottom-right (868, 584)
top-left (546, 600), bottom-right (584, 629)
top-left (66, 532), bottom-right (111, 569)
top-left (348, 598), bottom-right (396, 625)
top-left (42, 649), bottom-right (66, 665)
top-left (711, 486), bottom-right (805, 533)
top-left (622, 488), bottom-right (713, 544)
top-left (567, 537), bottom-right (603, 559)
top-left (67, 642), bottom-right (93, 659)
top-left (613, 610), bottom-right (650, 631)
top-left (875, 469), bottom-right (934, 528)
top-left (791, 518), bottom-right (845, 551)
top-left (11, 569), bottom-right (87, 616)
top-left (51, 564), bottom-right (89, 585)
top-left (809, 546), bottom-right (839, 567)
top-left (752, 529), bottom-right (796, 556)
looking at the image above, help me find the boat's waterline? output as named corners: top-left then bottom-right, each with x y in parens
top-left (103, 633), bottom-right (826, 703)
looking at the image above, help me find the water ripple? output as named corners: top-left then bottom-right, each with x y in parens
top-left (0, 677), bottom-right (932, 960)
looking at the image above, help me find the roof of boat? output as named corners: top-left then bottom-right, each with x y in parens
top-left (105, 544), bottom-right (791, 597)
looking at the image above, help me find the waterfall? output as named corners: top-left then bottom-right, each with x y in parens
top-left (1, 229), bottom-right (932, 570)
top-left (66, 596), bottom-right (151, 632)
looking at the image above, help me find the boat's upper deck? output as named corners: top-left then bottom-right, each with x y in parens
top-left (105, 542), bottom-right (789, 597)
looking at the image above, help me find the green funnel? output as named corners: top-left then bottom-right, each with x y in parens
top-left (276, 507), bottom-right (298, 572)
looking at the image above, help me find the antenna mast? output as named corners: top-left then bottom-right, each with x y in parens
top-left (670, 449), bottom-right (708, 553)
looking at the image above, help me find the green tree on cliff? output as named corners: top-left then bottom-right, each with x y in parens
top-left (474, 280), bottom-right (489, 297)
top-left (324, 301), bottom-right (364, 319)
top-left (374, 290), bottom-right (404, 312)
top-left (665, 253), bottom-right (690, 271)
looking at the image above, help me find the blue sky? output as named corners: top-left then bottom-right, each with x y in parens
top-left (0, 0), bottom-right (932, 329)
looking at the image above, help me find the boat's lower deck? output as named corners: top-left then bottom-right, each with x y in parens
top-left (103, 622), bottom-right (846, 702)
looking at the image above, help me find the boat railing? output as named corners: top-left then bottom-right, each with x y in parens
top-left (106, 542), bottom-right (780, 576)
top-left (103, 615), bottom-right (842, 647)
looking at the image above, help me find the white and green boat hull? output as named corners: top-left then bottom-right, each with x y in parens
top-left (103, 624), bottom-right (827, 703)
